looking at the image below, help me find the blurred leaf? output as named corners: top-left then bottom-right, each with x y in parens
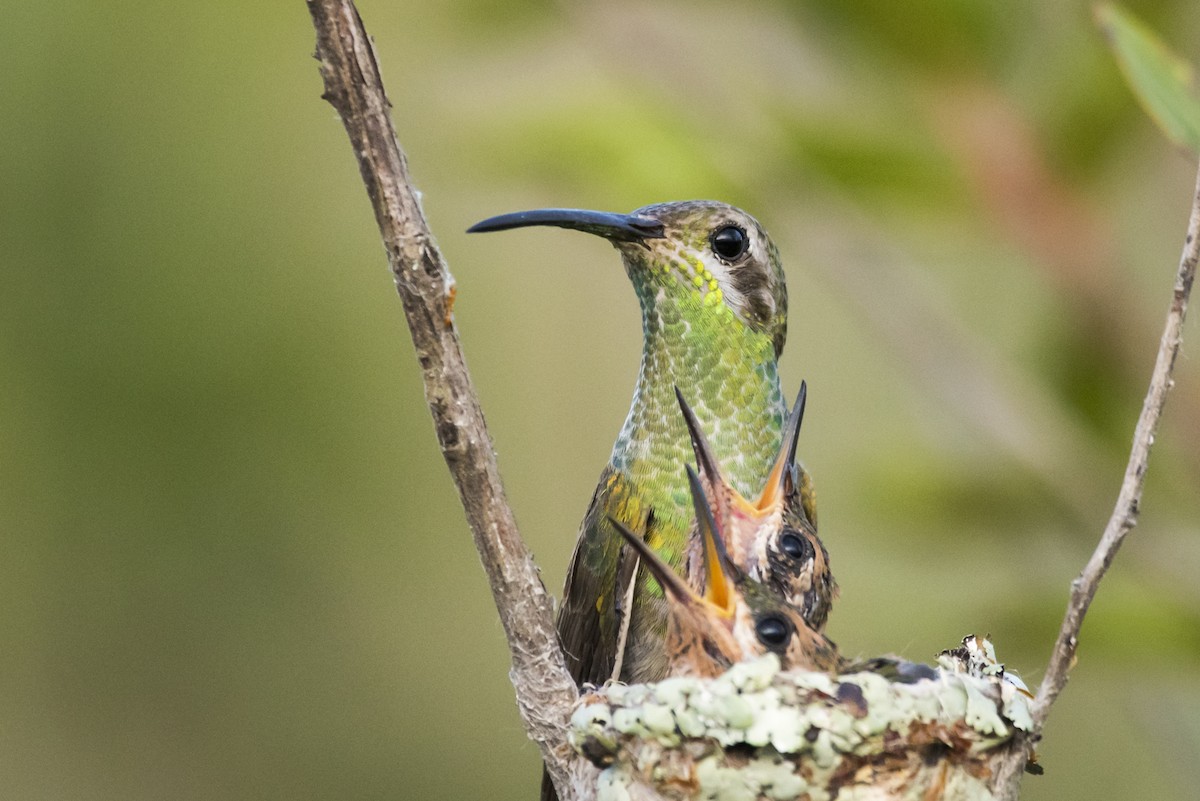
top-left (1095, 3), bottom-right (1200, 153)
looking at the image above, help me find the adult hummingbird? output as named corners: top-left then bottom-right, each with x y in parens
top-left (677, 383), bottom-right (836, 631)
top-left (468, 201), bottom-right (814, 688)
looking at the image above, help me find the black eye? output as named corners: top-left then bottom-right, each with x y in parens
top-left (779, 532), bottom-right (811, 561)
top-left (711, 225), bottom-right (748, 261)
top-left (755, 614), bottom-right (792, 650)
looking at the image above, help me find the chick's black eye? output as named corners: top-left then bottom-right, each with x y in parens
top-left (779, 532), bottom-right (811, 561)
top-left (755, 615), bottom-right (792, 650)
top-left (711, 225), bottom-right (748, 261)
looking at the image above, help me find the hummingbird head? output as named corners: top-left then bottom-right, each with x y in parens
top-left (468, 201), bottom-right (788, 357)
top-left (761, 512), bottom-right (836, 632)
top-left (678, 383), bottom-right (836, 627)
top-left (729, 571), bottom-right (839, 672)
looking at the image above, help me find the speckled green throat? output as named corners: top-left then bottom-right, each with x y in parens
top-left (612, 263), bottom-right (786, 566)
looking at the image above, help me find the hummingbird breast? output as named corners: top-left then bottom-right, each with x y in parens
top-left (610, 285), bottom-right (787, 682)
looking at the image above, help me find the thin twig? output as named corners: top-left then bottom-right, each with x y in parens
top-left (992, 159), bottom-right (1200, 797)
top-left (304, 0), bottom-right (580, 793)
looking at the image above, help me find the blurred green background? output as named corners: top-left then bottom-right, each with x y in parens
top-left (2, 1), bottom-right (1199, 799)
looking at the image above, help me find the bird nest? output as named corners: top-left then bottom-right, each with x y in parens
top-left (570, 636), bottom-right (1035, 801)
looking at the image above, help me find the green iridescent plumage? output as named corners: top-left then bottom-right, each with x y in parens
top-left (469, 200), bottom-right (806, 687)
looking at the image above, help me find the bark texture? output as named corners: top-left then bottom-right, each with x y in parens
top-left (306, 1), bottom-right (582, 793)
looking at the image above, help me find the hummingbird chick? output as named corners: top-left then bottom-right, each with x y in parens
top-left (608, 464), bottom-right (839, 678)
top-left (676, 384), bottom-right (837, 631)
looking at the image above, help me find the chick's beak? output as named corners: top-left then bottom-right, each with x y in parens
top-left (686, 466), bottom-right (738, 618)
top-left (756, 381), bottom-right (807, 513)
top-left (676, 387), bottom-right (762, 528)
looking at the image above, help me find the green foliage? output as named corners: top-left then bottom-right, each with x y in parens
top-left (1096, 2), bottom-right (1200, 152)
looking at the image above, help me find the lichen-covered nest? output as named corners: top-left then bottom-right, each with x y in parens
top-left (570, 637), bottom-right (1035, 801)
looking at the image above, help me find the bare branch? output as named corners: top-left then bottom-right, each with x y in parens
top-left (991, 160), bottom-right (1200, 798)
top-left (304, 0), bottom-right (580, 792)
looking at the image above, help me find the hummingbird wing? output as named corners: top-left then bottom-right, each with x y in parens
top-left (557, 466), bottom-right (648, 687)
top-left (546, 469), bottom-right (675, 801)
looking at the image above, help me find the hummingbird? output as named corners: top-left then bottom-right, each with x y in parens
top-left (468, 201), bottom-right (815, 689)
top-left (676, 383), bottom-right (837, 631)
top-left (608, 463), bottom-right (838, 677)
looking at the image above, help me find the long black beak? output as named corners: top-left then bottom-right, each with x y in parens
top-left (467, 208), bottom-right (664, 242)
